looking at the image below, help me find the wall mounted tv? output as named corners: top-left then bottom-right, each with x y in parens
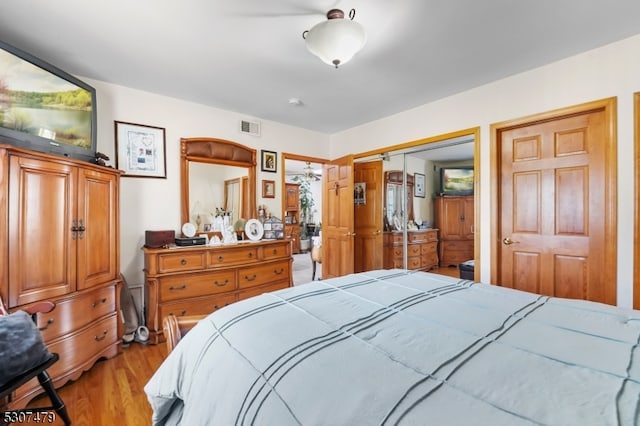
top-left (0, 40), bottom-right (97, 163)
top-left (440, 167), bottom-right (474, 196)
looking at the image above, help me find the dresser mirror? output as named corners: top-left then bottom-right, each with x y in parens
top-left (384, 171), bottom-right (414, 230)
top-left (180, 137), bottom-right (257, 232)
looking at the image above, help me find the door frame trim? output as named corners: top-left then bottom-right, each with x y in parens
top-left (490, 97), bottom-right (618, 301)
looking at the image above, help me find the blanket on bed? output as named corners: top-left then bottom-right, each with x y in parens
top-left (145, 270), bottom-right (640, 425)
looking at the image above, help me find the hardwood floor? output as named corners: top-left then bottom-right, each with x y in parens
top-left (27, 343), bottom-right (166, 426)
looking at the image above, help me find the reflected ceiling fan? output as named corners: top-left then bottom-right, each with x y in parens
top-left (287, 162), bottom-right (322, 181)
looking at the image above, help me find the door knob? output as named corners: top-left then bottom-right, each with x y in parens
top-left (503, 237), bottom-right (519, 245)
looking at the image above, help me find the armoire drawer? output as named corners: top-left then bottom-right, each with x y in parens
top-left (158, 270), bottom-right (236, 302)
top-left (157, 251), bottom-right (206, 273)
top-left (159, 293), bottom-right (237, 319)
top-left (238, 260), bottom-right (290, 289)
top-left (38, 285), bottom-right (116, 342)
top-left (47, 313), bottom-right (118, 379)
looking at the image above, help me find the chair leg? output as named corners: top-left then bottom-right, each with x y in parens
top-left (37, 371), bottom-right (71, 425)
top-left (312, 260), bottom-right (317, 281)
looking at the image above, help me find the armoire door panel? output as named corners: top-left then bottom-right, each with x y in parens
top-left (8, 155), bottom-right (77, 306)
top-left (77, 168), bottom-right (119, 290)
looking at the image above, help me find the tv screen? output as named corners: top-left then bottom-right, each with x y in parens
top-left (440, 167), bottom-right (474, 196)
top-left (0, 40), bottom-right (97, 163)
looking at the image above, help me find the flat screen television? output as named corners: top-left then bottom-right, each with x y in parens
top-left (440, 167), bottom-right (474, 196)
top-left (0, 40), bottom-right (97, 163)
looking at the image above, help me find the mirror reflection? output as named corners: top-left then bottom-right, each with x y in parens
top-left (180, 137), bottom-right (256, 234)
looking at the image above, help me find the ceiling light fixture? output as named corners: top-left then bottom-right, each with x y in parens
top-left (303, 9), bottom-right (366, 69)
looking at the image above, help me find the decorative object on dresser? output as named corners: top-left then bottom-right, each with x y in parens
top-left (143, 239), bottom-right (293, 344)
top-left (0, 143), bottom-right (122, 409)
top-left (383, 229), bottom-right (439, 271)
top-left (434, 195), bottom-right (474, 267)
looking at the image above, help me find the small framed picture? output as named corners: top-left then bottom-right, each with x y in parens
top-left (415, 173), bottom-right (426, 198)
top-left (262, 179), bottom-right (276, 198)
top-left (261, 150), bottom-right (277, 173)
top-left (115, 121), bottom-right (167, 178)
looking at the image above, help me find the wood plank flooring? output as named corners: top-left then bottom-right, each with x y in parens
top-left (27, 342), bottom-right (166, 426)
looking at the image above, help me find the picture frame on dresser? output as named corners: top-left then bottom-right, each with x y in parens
top-left (115, 121), bottom-right (167, 178)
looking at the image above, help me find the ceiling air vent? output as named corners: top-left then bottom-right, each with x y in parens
top-left (240, 120), bottom-right (261, 136)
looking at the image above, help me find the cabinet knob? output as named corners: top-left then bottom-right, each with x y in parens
top-left (92, 298), bottom-right (107, 308)
top-left (180, 259), bottom-right (187, 265)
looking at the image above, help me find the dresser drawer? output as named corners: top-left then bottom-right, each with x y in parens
top-left (408, 232), bottom-right (427, 243)
top-left (157, 251), bottom-right (206, 273)
top-left (421, 241), bottom-right (438, 254)
top-left (38, 286), bottom-right (116, 342)
top-left (385, 233), bottom-right (404, 244)
top-left (158, 270), bottom-right (236, 302)
top-left (159, 293), bottom-right (237, 319)
top-left (238, 260), bottom-right (290, 289)
top-left (407, 256), bottom-right (422, 270)
top-left (425, 230), bottom-right (438, 242)
top-left (209, 247), bottom-right (258, 267)
top-left (263, 242), bottom-right (291, 260)
top-left (422, 252), bottom-right (439, 269)
top-left (407, 244), bottom-right (421, 256)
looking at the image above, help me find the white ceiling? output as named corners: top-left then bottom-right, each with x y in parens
top-left (1, 1), bottom-right (640, 135)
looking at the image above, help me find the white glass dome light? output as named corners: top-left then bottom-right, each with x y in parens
top-left (303, 9), bottom-right (366, 68)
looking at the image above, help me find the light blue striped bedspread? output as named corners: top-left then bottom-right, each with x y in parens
top-left (145, 270), bottom-right (640, 425)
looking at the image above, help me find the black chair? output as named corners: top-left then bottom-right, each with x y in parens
top-left (0, 301), bottom-right (71, 425)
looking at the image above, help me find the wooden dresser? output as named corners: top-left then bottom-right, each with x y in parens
top-left (435, 196), bottom-right (474, 266)
top-left (0, 144), bottom-right (122, 408)
top-left (383, 229), bottom-right (439, 271)
top-left (143, 239), bottom-right (293, 344)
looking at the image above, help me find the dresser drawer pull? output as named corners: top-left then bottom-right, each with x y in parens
top-left (92, 298), bottom-right (107, 308)
top-left (273, 268), bottom-right (284, 275)
top-left (94, 330), bottom-right (108, 342)
top-left (213, 302), bottom-right (230, 310)
top-left (213, 279), bottom-right (229, 287)
top-left (169, 310), bottom-right (187, 317)
top-left (217, 255), bottom-right (224, 262)
top-left (247, 252), bottom-right (253, 258)
top-left (180, 259), bottom-right (187, 265)
top-left (244, 274), bottom-right (257, 281)
top-left (272, 249), bottom-right (277, 254)
top-left (39, 318), bottom-right (55, 331)
top-left (169, 284), bottom-right (187, 291)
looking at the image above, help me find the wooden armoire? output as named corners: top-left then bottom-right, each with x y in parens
top-left (434, 196), bottom-right (474, 267)
top-left (0, 144), bottom-right (122, 408)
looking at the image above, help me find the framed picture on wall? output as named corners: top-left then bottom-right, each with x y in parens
top-left (262, 179), bottom-right (276, 198)
top-left (115, 121), bottom-right (167, 178)
top-left (261, 150), bottom-right (277, 173)
top-left (415, 173), bottom-right (426, 198)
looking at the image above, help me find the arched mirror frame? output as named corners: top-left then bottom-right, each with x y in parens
top-left (180, 137), bottom-right (257, 226)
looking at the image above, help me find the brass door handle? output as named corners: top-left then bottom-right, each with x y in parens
top-left (503, 237), bottom-right (519, 245)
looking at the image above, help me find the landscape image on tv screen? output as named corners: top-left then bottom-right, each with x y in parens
top-left (0, 48), bottom-right (92, 149)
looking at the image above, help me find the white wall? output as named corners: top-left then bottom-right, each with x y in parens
top-left (330, 33), bottom-right (640, 308)
top-left (87, 80), bottom-right (330, 287)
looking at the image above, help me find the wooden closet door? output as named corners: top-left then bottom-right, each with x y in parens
top-left (76, 167), bottom-right (119, 290)
top-left (8, 155), bottom-right (77, 307)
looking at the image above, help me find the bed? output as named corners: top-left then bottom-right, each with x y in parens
top-left (145, 270), bottom-right (640, 425)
